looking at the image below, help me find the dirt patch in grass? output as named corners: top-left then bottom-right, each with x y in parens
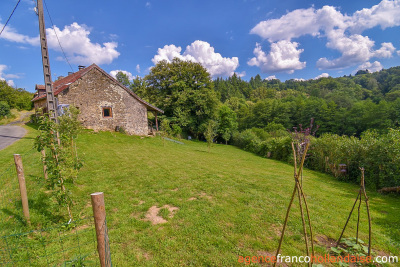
top-left (315, 234), bottom-right (337, 249)
top-left (188, 192), bottom-right (213, 201)
top-left (144, 205), bottom-right (179, 225)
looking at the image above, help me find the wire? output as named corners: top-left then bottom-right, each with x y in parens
top-left (43, 0), bottom-right (74, 73)
top-left (0, 0), bottom-right (22, 37)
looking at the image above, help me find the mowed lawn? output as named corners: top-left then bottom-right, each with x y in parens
top-left (0, 124), bottom-right (399, 266)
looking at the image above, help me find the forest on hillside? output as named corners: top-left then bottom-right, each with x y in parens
top-left (0, 80), bottom-right (33, 118)
top-left (118, 60), bottom-right (400, 189)
top-left (212, 67), bottom-right (400, 137)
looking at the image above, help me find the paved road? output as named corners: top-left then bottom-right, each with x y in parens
top-left (0, 126), bottom-right (27, 151)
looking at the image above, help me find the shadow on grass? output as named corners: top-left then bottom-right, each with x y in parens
top-left (0, 208), bottom-right (27, 227)
top-left (29, 191), bottom-right (65, 223)
top-left (25, 123), bottom-right (39, 131)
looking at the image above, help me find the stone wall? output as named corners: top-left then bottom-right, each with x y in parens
top-left (57, 68), bottom-right (149, 135)
top-left (34, 99), bottom-right (47, 112)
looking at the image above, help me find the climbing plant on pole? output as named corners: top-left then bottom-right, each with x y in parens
top-left (274, 119), bottom-right (318, 267)
top-left (34, 107), bottom-right (82, 221)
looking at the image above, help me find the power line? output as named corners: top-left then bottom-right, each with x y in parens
top-left (43, 0), bottom-right (74, 73)
top-left (0, 0), bottom-right (22, 37)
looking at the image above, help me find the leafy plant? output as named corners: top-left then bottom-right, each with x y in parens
top-left (330, 237), bottom-right (372, 266)
top-left (34, 107), bottom-right (83, 221)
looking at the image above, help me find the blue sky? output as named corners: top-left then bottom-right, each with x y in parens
top-left (1, 0), bottom-right (400, 92)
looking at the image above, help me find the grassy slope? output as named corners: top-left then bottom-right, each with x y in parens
top-left (0, 125), bottom-right (399, 266)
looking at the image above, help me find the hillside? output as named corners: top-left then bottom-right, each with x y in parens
top-left (0, 125), bottom-right (399, 266)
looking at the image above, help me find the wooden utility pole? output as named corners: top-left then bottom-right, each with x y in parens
top-left (37, 0), bottom-right (57, 122)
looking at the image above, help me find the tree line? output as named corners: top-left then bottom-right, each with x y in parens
top-left (0, 80), bottom-right (33, 118)
top-left (117, 59), bottom-right (400, 141)
top-left (115, 59), bottom-right (400, 189)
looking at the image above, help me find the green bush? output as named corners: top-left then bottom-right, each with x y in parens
top-left (0, 101), bottom-right (10, 117)
top-left (234, 127), bottom-right (400, 189)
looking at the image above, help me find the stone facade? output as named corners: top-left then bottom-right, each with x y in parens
top-left (33, 64), bottom-right (162, 136)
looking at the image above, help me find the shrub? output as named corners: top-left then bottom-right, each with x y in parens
top-left (0, 101), bottom-right (10, 117)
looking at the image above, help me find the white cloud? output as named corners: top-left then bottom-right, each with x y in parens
top-left (0, 65), bottom-right (18, 86)
top-left (356, 61), bottom-right (383, 73)
top-left (265, 75), bottom-right (277, 80)
top-left (0, 65), bottom-right (20, 86)
top-left (0, 21), bottom-right (120, 65)
top-left (314, 73), bottom-right (330, 80)
top-left (250, 0), bottom-right (400, 70)
top-left (294, 78), bottom-right (306, 82)
top-left (46, 23), bottom-right (120, 65)
top-left (145, 2), bottom-right (151, 8)
top-left (152, 40), bottom-right (239, 77)
top-left (316, 31), bottom-right (395, 69)
top-left (136, 64), bottom-right (141, 73)
top-left (235, 71), bottom-right (246, 77)
top-left (374, 42), bottom-right (396, 58)
top-left (110, 70), bottom-right (134, 81)
top-left (349, 0), bottom-right (400, 33)
top-left (247, 41), bottom-right (306, 74)
top-left (250, 7), bottom-right (320, 42)
top-left (0, 23), bottom-right (39, 45)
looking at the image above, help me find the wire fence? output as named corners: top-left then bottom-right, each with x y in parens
top-left (104, 219), bottom-right (112, 267)
top-left (0, 148), bottom-right (41, 234)
top-left (0, 216), bottom-right (99, 266)
top-left (0, 151), bottom-right (113, 266)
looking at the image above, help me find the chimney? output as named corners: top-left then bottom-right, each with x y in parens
top-left (57, 76), bottom-right (64, 81)
top-left (68, 72), bottom-right (74, 75)
top-left (78, 65), bottom-right (86, 70)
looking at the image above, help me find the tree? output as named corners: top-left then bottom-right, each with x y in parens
top-left (115, 71), bottom-right (131, 87)
top-left (217, 105), bottom-right (238, 144)
top-left (204, 120), bottom-right (218, 152)
top-left (0, 101), bottom-right (10, 117)
top-left (144, 58), bottom-right (219, 137)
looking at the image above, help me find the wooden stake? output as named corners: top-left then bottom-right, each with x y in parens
top-left (13, 154), bottom-right (30, 226)
top-left (91, 192), bottom-right (108, 267)
top-left (41, 150), bottom-right (48, 180)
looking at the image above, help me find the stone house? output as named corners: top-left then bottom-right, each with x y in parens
top-left (32, 64), bottom-right (163, 135)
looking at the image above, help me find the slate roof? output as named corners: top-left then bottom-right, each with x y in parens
top-left (32, 64), bottom-right (163, 113)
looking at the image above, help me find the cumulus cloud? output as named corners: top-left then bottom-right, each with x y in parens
top-left (349, 0), bottom-right (400, 33)
top-left (250, 7), bottom-right (320, 42)
top-left (356, 61), bottom-right (383, 73)
top-left (46, 23), bottom-right (120, 65)
top-left (314, 73), bottom-right (330, 80)
top-left (110, 70), bottom-right (134, 81)
top-left (136, 64), bottom-right (141, 73)
top-left (265, 75), bottom-right (277, 80)
top-left (0, 23), bottom-right (39, 45)
top-left (0, 65), bottom-right (17, 86)
top-left (0, 21), bottom-right (120, 65)
top-left (248, 41), bottom-right (306, 74)
top-left (152, 40), bottom-right (239, 77)
top-left (250, 0), bottom-right (400, 71)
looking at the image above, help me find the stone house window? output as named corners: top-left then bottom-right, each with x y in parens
top-left (102, 107), bottom-right (113, 118)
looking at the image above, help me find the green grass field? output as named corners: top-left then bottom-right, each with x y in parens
top-left (0, 124), bottom-right (399, 266)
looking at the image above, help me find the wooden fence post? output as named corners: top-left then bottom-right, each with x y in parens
top-left (41, 150), bottom-right (48, 180)
top-left (91, 192), bottom-right (110, 267)
top-left (13, 154), bottom-right (30, 226)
